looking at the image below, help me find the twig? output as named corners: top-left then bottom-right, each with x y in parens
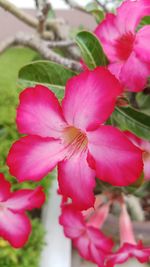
top-left (0, 0), bottom-right (64, 39)
top-left (64, 0), bottom-right (87, 13)
top-left (0, 33), bottom-right (82, 72)
top-left (94, 0), bottom-right (109, 13)
top-left (47, 40), bottom-right (75, 48)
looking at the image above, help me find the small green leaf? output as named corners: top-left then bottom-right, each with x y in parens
top-left (86, 2), bottom-right (104, 23)
top-left (112, 106), bottom-right (150, 141)
top-left (18, 60), bottom-right (77, 99)
top-left (75, 30), bottom-right (107, 70)
top-left (140, 15), bottom-right (150, 26)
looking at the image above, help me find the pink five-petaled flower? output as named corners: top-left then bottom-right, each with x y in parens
top-left (0, 173), bottom-right (45, 248)
top-left (59, 203), bottom-right (113, 267)
top-left (106, 203), bottom-right (150, 267)
top-left (125, 131), bottom-right (150, 180)
top-left (7, 67), bottom-right (143, 210)
top-left (95, 0), bottom-right (150, 92)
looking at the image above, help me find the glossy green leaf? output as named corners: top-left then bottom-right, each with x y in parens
top-left (112, 106), bottom-right (150, 141)
top-left (86, 2), bottom-right (104, 23)
top-left (18, 60), bottom-right (77, 99)
top-left (75, 31), bottom-right (107, 69)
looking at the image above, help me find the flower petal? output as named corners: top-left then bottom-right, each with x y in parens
top-left (124, 131), bottom-right (142, 148)
top-left (143, 153), bottom-right (150, 180)
top-left (58, 151), bottom-right (96, 210)
top-left (124, 131), bottom-right (150, 181)
top-left (116, 0), bottom-right (150, 33)
top-left (95, 14), bottom-right (120, 62)
top-left (73, 234), bottom-right (90, 261)
top-left (5, 186), bottom-right (45, 211)
top-left (119, 52), bottom-right (150, 92)
top-left (7, 135), bottom-right (66, 182)
top-left (17, 85), bottom-right (67, 138)
top-left (106, 242), bottom-right (150, 267)
top-left (108, 62), bottom-right (123, 81)
top-left (87, 226), bottom-right (113, 252)
top-left (87, 202), bottom-right (110, 229)
top-left (87, 125), bottom-right (143, 186)
top-left (0, 209), bottom-right (31, 248)
top-left (59, 205), bottom-right (85, 239)
top-left (62, 67), bottom-right (123, 131)
top-left (0, 174), bottom-right (11, 201)
top-left (135, 25), bottom-right (150, 63)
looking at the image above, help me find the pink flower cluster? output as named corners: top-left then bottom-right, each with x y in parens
top-left (0, 0), bottom-right (149, 265)
top-left (60, 194), bottom-right (150, 267)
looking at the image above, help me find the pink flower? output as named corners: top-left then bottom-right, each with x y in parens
top-left (94, 0), bottom-right (150, 92)
top-left (125, 131), bottom-right (150, 180)
top-left (59, 201), bottom-right (113, 266)
top-left (106, 203), bottom-right (150, 267)
top-left (0, 173), bottom-right (45, 248)
top-left (7, 67), bottom-right (143, 210)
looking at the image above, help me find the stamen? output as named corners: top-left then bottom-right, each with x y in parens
top-left (62, 126), bottom-right (88, 159)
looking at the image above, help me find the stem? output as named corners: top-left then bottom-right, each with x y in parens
top-left (0, 33), bottom-right (82, 72)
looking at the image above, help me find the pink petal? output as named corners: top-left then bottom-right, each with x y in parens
top-left (135, 25), bottom-right (150, 63)
top-left (0, 174), bottom-right (11, 201)
top-left (87, 227), bottom-right (113, 265)
top-left (17, 85), bottom-right (67, 138)
top-left (62, 67), bottom-right (123, 131)
top-left (87, 226), bottom-right (113, 252)
top-left (89, 243), bottom-right (106, 266)
top-left (0, 209), bottom-right (31, 248)
top-left (73, 234), bottom-right (91, 261)
top-left (58, 151), bottom-right (96, 210)
top-left (94, 14), bottom-right (120, 62)
top-left (124, 131), bottom-right (142, 148)
top-left (7, 135), bottom-right (66, 182)
top-left (116, 0), bottom-right (150, 33)
top-left (124, 131), bottom-right (150, 180)
top-left (87, 202), bottom-right (110, 229)
top-left (119, 52), bottom-right (150, 92)
top-left (143, 153), bottom-right (150, 180)
top-left (119, 204), bottom-right (136, 246)
top-left (59, 205), bottom-right (85, 239)
top-left (5, 186), bottom-right (45, 211)
top-left (107, 242), bottom-right (150, 267)
top-left (108, 62), bottom-right (123, 80)
top-left (87, 125), bottom-right (143, 186)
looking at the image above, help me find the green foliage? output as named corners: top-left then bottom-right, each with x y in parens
top-left (75, 30), bottom-right (108, 69)
top-left (112, 106), bottom-right (150, 141)
top-left (0, 219), bottom-right (45, 267)
top-left (139, 15), bottom-right (150, 26)
top-left (0, 48), bottom-right (52, 196)
top-left (18, 60), bottom-right (77, 100)
top-left (85, 2), bottom-right (105, 23)
top-left (136, 92), bottom-right (150, 116)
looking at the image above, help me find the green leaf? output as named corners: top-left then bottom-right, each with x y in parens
top-left (136, 92), bottom-right (150, 116)
top-left (75, 31), bottom-right (107, 69)
top-left (85, 2), bottom-right (104, 23)
top-left (112, 106), bottom-right (150, 141)
top-left (18, 60), bottom-right (77, 99)
top-left (140, 15), bottom-right (150, 26)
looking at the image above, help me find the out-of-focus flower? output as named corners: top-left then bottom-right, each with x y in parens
top-left (125, 131), bottom-right (150, 180)
top-left (0, 173), bottom-right (45, 248)
top-left (7, 67), bottom-right (143, 210)
top-left (59, 198), bottom-right (113, 267)
top-left (106, 203), bottom-right (150, 267)
top-left (95, 0), bottom-right (150, 92)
